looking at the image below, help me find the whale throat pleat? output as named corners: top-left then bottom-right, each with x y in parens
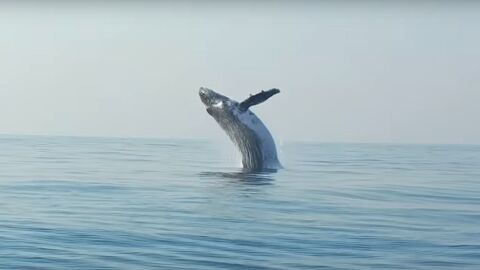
top-left (220, 115), bottom-right (264, 170)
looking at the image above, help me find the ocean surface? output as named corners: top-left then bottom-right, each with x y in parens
top-left (0, 135), bottom-right (479, 270)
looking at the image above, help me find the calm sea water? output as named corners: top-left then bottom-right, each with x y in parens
top-left (0, 135), bottom-right (479, 269)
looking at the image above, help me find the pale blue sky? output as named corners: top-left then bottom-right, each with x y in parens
top-left (0, 2), bottom-right (479, 144)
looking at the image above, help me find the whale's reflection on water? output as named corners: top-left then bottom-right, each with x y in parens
top-left (199, 169), bottom-right (277, 185)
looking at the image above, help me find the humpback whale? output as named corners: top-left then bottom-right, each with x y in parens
top-left (199, 87), bottom-right (281, 171)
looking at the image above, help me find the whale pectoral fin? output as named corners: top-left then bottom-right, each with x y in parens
top-left (239, 88), bottom-right (280, 112)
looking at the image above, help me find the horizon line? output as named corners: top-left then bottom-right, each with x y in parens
top-left (0, 132), bottom-right (478, 147)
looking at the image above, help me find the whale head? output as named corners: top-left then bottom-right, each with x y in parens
top-left (199, 87), bottom-right (239, 118)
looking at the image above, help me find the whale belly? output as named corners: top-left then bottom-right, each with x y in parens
top-left (217, 110), bottom-right (280, 170)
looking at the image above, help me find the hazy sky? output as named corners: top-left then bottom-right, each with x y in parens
top-left (0, 1), bottom-right (479, 144)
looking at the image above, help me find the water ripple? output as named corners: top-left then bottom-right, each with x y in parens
top-left (0, 136), bottom-right (479, 269)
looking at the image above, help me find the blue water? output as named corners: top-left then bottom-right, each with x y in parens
top-left (0, 135), bottom-right (479, 269)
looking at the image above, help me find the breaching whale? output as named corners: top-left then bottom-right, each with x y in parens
top-left (199, 87), bottom-right (282, 171)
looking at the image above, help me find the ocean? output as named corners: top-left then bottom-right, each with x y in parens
top-left (0, 135), bottom-right (479, 269)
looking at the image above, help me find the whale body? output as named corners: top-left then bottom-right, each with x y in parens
top-left (199, 87), bottom-right (281, 171)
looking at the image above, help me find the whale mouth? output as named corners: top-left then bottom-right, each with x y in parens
top-left (199, 87), bottom-right (208, 97)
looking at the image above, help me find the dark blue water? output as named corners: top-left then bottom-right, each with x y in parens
top-left (1, 135), bottom-right (479, 269)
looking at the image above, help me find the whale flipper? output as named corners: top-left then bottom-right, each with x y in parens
top-left (239, 88), bottom-right (280, 112)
